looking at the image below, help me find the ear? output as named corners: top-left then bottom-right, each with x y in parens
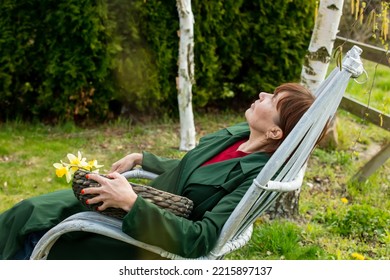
top-left (267, 126), bottom-right (283, 140)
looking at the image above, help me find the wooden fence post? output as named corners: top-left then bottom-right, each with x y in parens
top-left (352, 142), bottom-right (390, 182)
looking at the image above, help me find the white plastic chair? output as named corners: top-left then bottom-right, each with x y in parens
top-left (30, 46), bottom-right (365, 260)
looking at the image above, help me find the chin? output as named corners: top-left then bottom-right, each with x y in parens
top-left (244, 109), bottom-right (250, 119)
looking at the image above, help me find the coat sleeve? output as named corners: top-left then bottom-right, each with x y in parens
top-left (141, 151), bottom-right (181, 175)
top-left (121, 175), bottom-right (254, 258)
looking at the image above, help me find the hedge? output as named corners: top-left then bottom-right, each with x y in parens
top-left (0, 0), bottom-right (315, 122)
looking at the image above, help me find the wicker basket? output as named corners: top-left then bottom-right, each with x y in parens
top-left (72, 169), bottom-right (193, 219)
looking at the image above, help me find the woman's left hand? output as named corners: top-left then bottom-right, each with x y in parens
top-left (82, 172), bottom-right (138, 212)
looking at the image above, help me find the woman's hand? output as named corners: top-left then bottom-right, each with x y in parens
top-left (110, 153), bottom-right (143, 173)
top-left (82, 172), bottom-right (138, 212)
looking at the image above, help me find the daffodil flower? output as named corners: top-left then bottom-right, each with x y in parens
top-left (86, 159), bottom-right (104, 173)
top-left (53, 151), bottom-right (104, 183)
top-left (67, 151), bottom-right (88, 171)
top-left (53, 163), bottom-right (73, 183)
top-left (53, 163), bottom-right (68, 177)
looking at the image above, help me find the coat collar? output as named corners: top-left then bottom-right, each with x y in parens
top-left (225, 122), bottom-right (250, 136)
top-left (178, 123), bottom-right (270, 190)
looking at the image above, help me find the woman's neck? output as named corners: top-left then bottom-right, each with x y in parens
top-left (238, 134), bottom-right (268, 153)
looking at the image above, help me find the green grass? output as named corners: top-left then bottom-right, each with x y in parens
top-left (226, 219), bottom-right (331, 260)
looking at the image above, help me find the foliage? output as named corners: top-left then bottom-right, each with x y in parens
top-left (313, 203), bottom-right (390, 244)
top-left (340, 0), bottom-right (390, 49)
top-left (191, 0), bottom-right (316, 108)
top-left (339, 204), bottom-right (390, 242)
top-left (0, 0), bottom-right (118, 122)
top-left (106, 0), bottom-right (178, 114)
top-left (0, 0), bottom-right (316, 122)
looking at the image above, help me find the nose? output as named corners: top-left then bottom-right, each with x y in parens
top-left (259, 92), bottom-right (271, 100)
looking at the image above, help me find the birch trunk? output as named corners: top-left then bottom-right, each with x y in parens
top-left (302, 0), bottom-right (344, 149)
top-left (301, 0), bottom-right (344, 93)
top-left (176, 0), bottom-right (196, 151)
top-left (268, 0), bottom-right (345, 219)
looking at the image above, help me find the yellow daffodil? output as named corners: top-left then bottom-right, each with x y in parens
top-left (54, 151), bottom-right (104, 183)
top-left (86, 159), bottom-right (104, 173)
top-left (53, 163), bottom-right (73, 183)
top-left (53, 163), bottom-right (68, 177)
top-left (65, 170), bottom-right (73, 183)
top-left (351, 252), bottom-right (365, 260)
top-left (67, 151), bottom-right (88, 171)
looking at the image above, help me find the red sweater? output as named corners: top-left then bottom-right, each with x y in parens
top-left (202, 139), bottom-right (249, 166)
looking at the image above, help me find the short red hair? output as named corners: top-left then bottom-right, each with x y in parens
top-left (262, 83), bottom-right (316, 153)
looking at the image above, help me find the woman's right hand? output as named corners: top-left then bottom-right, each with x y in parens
top-left (109, 153), bottom-right (143, 173)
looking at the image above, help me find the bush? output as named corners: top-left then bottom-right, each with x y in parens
top-left (192, 0), bottom-right (316, 108)
top-left (0, 0), bottom-right (118, 122)
top-left (338, 204), bottom-right (390, 243)
top-left (106, 0), bottom-right (179, 115)
top-left (314, 204), bottom-right (390, 243)
top-left (0, 0), bottom-right (316, 121)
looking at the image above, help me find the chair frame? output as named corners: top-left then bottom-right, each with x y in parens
top-left (30, 168), bottom-right (303, 260)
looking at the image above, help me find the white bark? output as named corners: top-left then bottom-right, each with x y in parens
top-left (270, 1), bottom-right (345, 219)
top-left (176, 0), bottom-right (196, 151)
top-left (301, 0), bottom-right (345, 93)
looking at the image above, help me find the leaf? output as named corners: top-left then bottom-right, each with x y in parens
top-left (333, 45), bottom-right (343, 71)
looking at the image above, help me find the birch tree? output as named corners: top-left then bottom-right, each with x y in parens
top-left (301, 0), bottom-right (345, 94)
top-left (268, 0), bottom-right (345, 219)
top-left (300, 1), bottom-right (343, 152)
top-left (302, 1), bottom-right (345, 149)
top-left (176, 0), bottom-right (196, 151)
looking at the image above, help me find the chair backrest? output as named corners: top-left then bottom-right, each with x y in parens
top-left (209, 46), bottom-right (365, 257)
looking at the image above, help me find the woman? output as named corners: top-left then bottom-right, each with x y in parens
top-left (0, 83), bottom-right (317, 260)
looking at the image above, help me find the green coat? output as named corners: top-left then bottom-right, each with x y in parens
top-left (0, 123), bottom-right (270, 259)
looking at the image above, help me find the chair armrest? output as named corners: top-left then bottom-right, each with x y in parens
top-left (253, 167), bottom-right (305, 192)
top-left (30, 212), bottom-right (182, 260)
top-left (121, 169), bottom-right (158, 180)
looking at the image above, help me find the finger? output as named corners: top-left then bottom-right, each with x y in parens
top-left (109, 164), bottom-right (119, 173)
top-left (87, 173), bottom-right (107, 185)
top-left (86, 195), bottom-right (103, 205)
top-left (109, 160), bottom-right (122, 173)
top-left (81, 186), bottom-right (101, 195)
top-left (106, 172), bottom-right (122, 179)
top-left (97, 202), bottom-right (110, 211)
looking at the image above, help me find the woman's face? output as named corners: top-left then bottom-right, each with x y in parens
top-left (245, 91), bottom-right (287, 134)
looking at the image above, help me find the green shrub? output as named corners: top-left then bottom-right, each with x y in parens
top-left (338, 204), bottom-right (390, 242)
top-left (0, 0), bottom-right (118, 122)
top-left (191, 0), bottom-right (316, 108)
top-left (314, 204), bottom-right (390, 243)
top-left (106, 0), bottom-right (179, 114)
top-left (0, 0), bottom-right (315, 121)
